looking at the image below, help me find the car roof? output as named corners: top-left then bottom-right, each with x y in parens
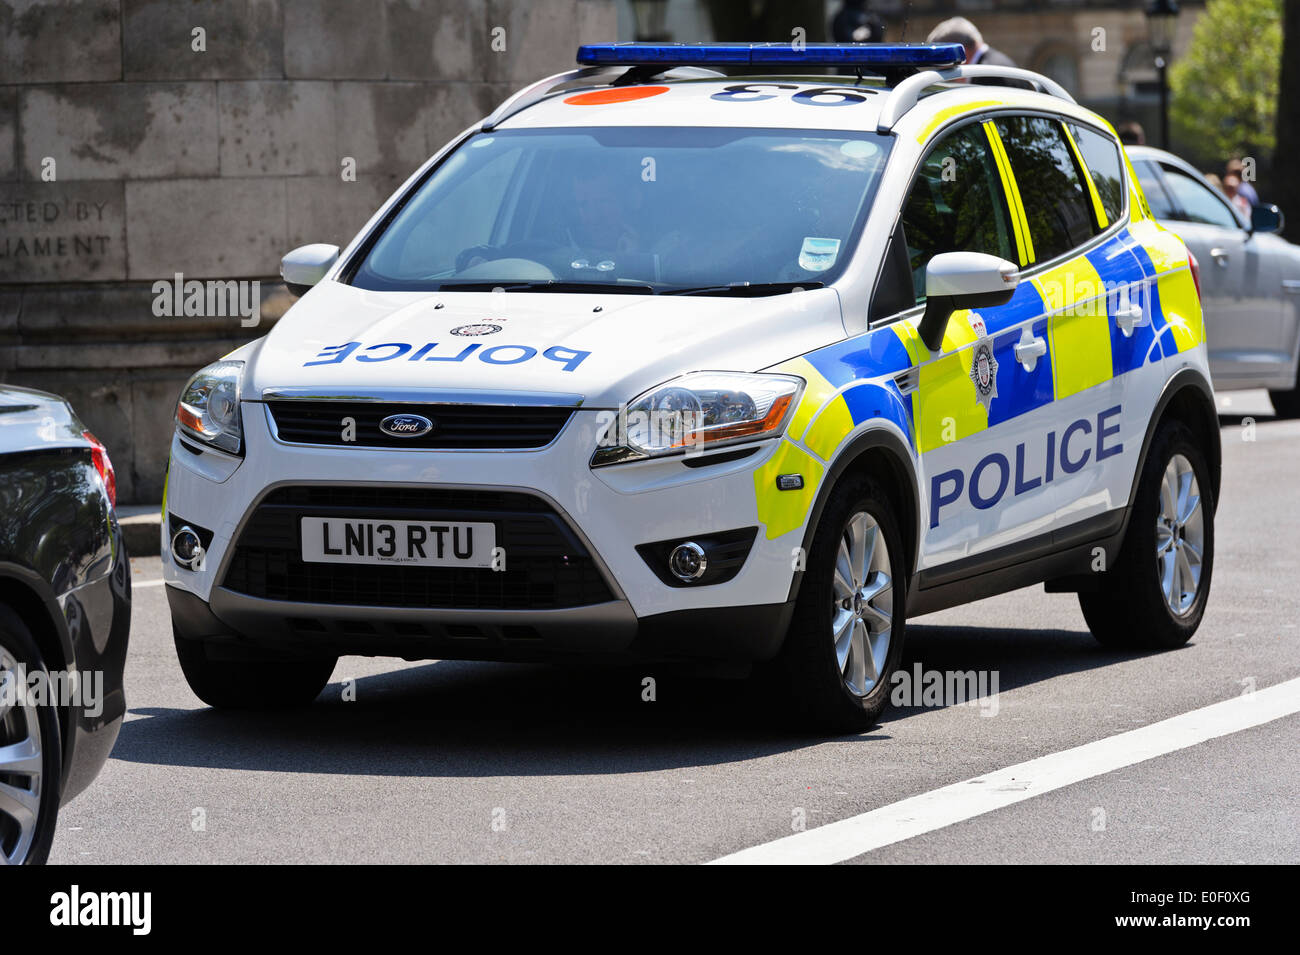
top-left (500, 75), bottom-right (1081, 134)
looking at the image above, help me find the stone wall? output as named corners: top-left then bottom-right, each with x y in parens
top-left (0, 0), bottom-right (618, 504)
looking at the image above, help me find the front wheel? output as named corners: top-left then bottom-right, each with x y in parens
top-left (770, 475), bottom-right (907, 733)
top-left (174, 631), bottom-right (337, 709)
top-left (1079, 420), bottom-right (1214, 649)
top-left (0, 605), bottom-right (62, 865)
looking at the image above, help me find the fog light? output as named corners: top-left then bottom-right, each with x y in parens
top-left (171, 526), bottom-right (205, 571)
top-left (668, 541), bottom-right (707, 582)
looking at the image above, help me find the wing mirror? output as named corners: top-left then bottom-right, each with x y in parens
top-left (918, 252), bottom-right (1020, 351)
top-left (1250, 203), bottom-right (1284, 236)
top-left (281, 243), bottom-right (340, 296)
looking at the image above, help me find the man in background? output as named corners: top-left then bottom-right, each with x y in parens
top-left (926, 16), bottom-right (1030, 88)
top-left (832, 0), bottom-right (886, 43)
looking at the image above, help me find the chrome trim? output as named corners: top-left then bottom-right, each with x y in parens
top-left (209, 478), bottom-right (630, 605)
top-left (261, 402), bottom-right (578, 454)
top-left (256, 387), bottom-right (586, 407)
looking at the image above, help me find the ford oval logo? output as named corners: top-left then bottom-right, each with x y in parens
top-left (379, 413), bottom-right (434, 438)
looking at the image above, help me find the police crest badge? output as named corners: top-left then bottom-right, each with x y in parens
top-left (969, 339), bottom-right (998, 412)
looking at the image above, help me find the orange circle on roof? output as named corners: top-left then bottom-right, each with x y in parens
top-left (563, 86), bottom-right (669, 106)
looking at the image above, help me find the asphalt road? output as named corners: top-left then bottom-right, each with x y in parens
top-left (49, 390), bottom-right (1299, 864)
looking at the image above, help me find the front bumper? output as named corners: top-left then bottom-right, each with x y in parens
top-left (163, 402), bottom-right (804, 662)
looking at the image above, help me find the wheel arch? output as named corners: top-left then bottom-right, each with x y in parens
top-left (1132, 368), bottom-right (1222, 513)
top-left (788, 425), bottom-right (921, 603)
top-left (0, 564), bottom-right (75, 785)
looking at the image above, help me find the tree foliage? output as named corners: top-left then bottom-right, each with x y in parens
top-left (1170, 0), bottom-right (1282, 159)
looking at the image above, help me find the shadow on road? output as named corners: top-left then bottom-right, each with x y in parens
top-left (110, 621), bottom-right (1170, 777)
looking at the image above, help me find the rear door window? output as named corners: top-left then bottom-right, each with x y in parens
top-left (1066, 123), bottom-right (1126, 225)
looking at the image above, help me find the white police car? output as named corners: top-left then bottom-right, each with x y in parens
top-left (164, 43), bottom-right (1218, 731)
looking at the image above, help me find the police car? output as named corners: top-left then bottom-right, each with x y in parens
top-left (163, 43), bottom-right (1219, 731)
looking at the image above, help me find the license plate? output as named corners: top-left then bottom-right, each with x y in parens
top-left (300, 517), bottom-right (496, 568)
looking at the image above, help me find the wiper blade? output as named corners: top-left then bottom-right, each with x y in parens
top-left (434, 280), bottom-right (655, 294)
top-left (660, 281), bottom-right (825, 297)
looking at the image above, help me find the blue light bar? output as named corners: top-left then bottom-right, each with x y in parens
top-left (576, 42), bottom-right (966, 70)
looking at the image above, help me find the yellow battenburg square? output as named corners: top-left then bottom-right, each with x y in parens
top-left (776, 356), bottom-right (841, 443)
top-left (753, 440), bottom-right (826, 540)
top-left (1036, 256), bottom-right (1113, 399)
top-left (904, 311), bottom-right (989, 453)
top-left (803, 393), bottom-right (855, 461)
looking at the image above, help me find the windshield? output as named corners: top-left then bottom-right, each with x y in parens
top-left (348, 126), bottom-right (891, 294)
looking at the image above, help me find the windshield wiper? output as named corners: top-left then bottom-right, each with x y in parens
top-left (660, 281), bottom-right (825, 297)
top-left (434, 280), bottom-right (655, 294)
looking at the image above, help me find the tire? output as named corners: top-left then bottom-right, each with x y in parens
top-left (174, 631), bottom-right (336, 709)
top-left (770, 474), bottom-right (907, 733)
top-left (1079, 419), bottom-right (1214, 649)
top-left (1268, 386), bottom-right (1300, 419)
top-left (0, 604), bottom-right (62, 865)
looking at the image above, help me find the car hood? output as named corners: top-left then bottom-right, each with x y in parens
top-left (245, 281), bottom-right (847, 407)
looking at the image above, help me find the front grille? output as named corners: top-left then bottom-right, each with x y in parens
top-left (221, 486), bottom-right (614, 610)
top-left (265, 401), bottom-right (574, 449)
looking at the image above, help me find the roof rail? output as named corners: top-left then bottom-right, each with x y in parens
top-left (876, 65), bottom-right (1075, 132)
top-left (481, 65), bottom-right (726, 131)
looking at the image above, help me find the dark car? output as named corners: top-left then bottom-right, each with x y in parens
top-left (0, 385), bottom-right (130, 864)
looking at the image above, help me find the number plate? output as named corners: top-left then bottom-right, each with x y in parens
top-left (300, 517), bottom-right (496, 568)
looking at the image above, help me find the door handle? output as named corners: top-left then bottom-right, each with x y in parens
top-left (1114, 302), bottom-right (1147, 337)
top-left (1210, 247), bottom-right (1230, 267)
top-left (1014, 328), bottom-right (1047, 372)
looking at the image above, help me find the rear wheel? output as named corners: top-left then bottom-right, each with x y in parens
top-left (771, 474), bottom-right (906, 733)
top-left (0, 605), bottom-right (61, 865)
top-left (1079, 420), bottom-right (1214, 649)
top-left (174, 632), bottom-right (336, 709)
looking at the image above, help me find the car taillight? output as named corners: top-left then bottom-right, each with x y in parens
top-left (84, 431), bottom-right (116, 509)
top-left (1188, 250), bottom-right (1202, 301)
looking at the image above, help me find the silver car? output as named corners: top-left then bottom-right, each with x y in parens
top-left (1128, 146), bottom-right (1300, 417)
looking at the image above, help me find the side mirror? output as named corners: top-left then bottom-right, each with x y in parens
top-left (1250, 203), bottom-right (1284, 236)
top-left (918, 252), bottom-right (1020, 351)
top-left (281, 243), bottom-right (340, 296)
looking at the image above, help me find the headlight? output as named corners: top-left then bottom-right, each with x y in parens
top-left (592, 372), bottom-right (803, 467)
top-left (176, 360), bottom-right (244, 454)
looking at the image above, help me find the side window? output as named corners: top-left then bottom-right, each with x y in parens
top-left (994, 116), bottom-right (1095, 261)
top-left (899, 123), bottom-right (1016, 302)
top-left (1133, 160), bottom-right (1177, 219)
top-left (1066, 123), bottom-right (1125, 224)
top-left (1159, 165), bottom-right (1243, 229)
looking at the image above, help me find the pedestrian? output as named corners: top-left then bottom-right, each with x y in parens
top-left (926, 16), bottom-right (1030, 88)
top-left (832, 0), bottom-right (886, 44)
top-left (1222, 174), bottom-right (1253, 217)
top-left (1224, 158), bottom-right (1259, 206)
top-left (1118, 122), bottom-right (1146, 146)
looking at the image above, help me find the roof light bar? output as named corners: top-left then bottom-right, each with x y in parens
top-left (576, 42), bottom-right (966, 69)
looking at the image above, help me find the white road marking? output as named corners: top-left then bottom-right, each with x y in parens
top-left (133, 579), bottom-right (167, 589)
top-left (709, 677), bottom-right (1300, 865)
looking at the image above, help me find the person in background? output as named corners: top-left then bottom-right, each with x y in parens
top-left (926, 16), bottom-right (1030, 88)
top-left (1118, 122), bottom-right (1146, 146)
top-left (1224, 158), bottom-right (1259, 207)
top-left (1204, 172), bottom-right (1225, 195)
top-left (1222, 174), bottom-right (1253, 218)
top-left (832, 0), bottom-right (886, 43)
